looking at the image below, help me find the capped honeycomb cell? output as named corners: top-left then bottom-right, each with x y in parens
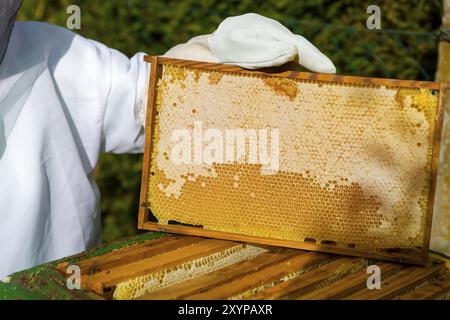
top-left (140, 58), bottom-right (444, 263)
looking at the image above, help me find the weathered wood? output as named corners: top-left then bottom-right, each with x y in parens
top-left (62, 234), bottom-right (449, 300)
top-left (57, 234), bottom-right (200, 275)
top-left (396, 273), bottom-right (450, 300)
top-left (299, 262), bottom-right (406, 300)
top-left (345, 262), bottom-right (445, 300)
top-left (248, 257), bottom-right (367, 300)
top-left (0, 232), bottom-right (167, 300)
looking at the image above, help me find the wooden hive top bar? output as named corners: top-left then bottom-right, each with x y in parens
top-left (138, 56), bottom-right (447, 265)
top-left (60, 234), bottom-right (450, 300)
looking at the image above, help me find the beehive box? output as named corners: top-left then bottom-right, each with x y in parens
top-left (58, 233), bottom-right (449, 300)
top-left (6, 232), bottom-right (449, 300)
top-left (138, 56), bottom-right (448, 265)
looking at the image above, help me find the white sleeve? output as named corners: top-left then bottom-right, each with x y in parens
top-left (43, 22), bottom-right (149, 155)
top-left (99, 47), bottom-right (149, 154)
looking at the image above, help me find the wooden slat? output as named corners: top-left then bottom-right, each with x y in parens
top-left (248, 257), bottom-right (367, 300)
top-left (395, 273), bottom-right (450, 300)
top-left (68, 234), bottom-right (449, 300)
top-left (181, 252), bottom-right (334, 300)
top-left (60, 235), bottom-right (202, 275)
top-left (344, 263), bottom-right (445, 300)
top-left (138, 248), bottom-right (307, 300)
top-left (299, 262), bottom-right (406, 300)
top-left (83, 239), bottom-right (238, 294)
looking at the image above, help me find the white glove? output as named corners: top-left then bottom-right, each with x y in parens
top-left (140, 13), bottom-right (336, 125)
top-left (164, 13), bottom-right (336, 74)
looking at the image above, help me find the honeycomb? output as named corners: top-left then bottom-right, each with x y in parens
top-left (146, 64), bottom-right (440, 250)
top-left (113, 244), bottom-right (267, 300)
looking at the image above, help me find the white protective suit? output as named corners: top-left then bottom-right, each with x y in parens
top-left (0, 13), bottom-right (337, 278)
top-left (0, 21), bottom-right (148, 278)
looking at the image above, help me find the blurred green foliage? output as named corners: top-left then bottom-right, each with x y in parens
top-left (17, 0), bottom-right (443, 243)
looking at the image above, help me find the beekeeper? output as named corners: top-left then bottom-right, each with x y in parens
top-left (0, 1), bottom-right (338, 278)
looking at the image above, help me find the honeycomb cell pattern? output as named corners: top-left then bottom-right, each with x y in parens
top-left (146, 64), bottom-right (439, 249)
top-left (113, 244), bottom-right (267, 300)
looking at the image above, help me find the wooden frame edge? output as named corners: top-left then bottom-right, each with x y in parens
top-left (141, 222), bottom-right (425, 265)
top-left (144, 55), bottom-right (441, 90)
top-left (138, 56), bottom-right (162, 229)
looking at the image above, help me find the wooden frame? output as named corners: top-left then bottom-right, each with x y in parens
top-left (138, 55), bottom-right (448, 265)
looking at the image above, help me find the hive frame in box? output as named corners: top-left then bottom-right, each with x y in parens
top-left (138, 55), bottom-right (448, 265)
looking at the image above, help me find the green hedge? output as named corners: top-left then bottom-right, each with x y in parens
top-left (17, 0), bottom-right (442, 243)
